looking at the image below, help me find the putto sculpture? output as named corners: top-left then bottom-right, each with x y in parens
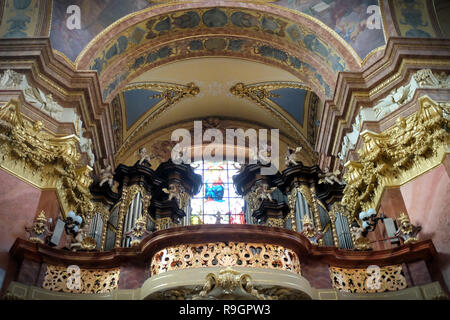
top-left (64, 211), bottom-right (96, 252)
top-left (284, 146), bottom-right (303, 167)
top-left (350, 222), bottom-right (372, 251)
top-left (162, 182), bottom-right (185, 209)
top-left (253, 182), bottom-right (277, 202)
top-left (98, 159), bottom-right (115, 188)
top-left (318, 167), bottom-right (344, 185)
top-left (137, 147), bottom-right (155, 166)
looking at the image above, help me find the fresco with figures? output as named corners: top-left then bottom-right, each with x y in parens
top-left (47, 0), bottom-right (385, 64)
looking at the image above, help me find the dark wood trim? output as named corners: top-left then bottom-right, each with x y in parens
top-left (9, 224), bottom-right (437, 270)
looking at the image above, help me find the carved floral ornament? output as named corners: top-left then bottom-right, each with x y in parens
top-left (150, 242), bottom-right (301, 276)
top-left (42, 265), bottom-right (120, 294)
top-left (0, 99), bottom-right (94, 218)
top-left (341, 95), bottom-right (450, 216)
top-left (330, 265), bottom-right (407, 293)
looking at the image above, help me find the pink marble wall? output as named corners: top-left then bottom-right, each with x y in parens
top-left (118, 262), bottom-right (150, 290)
top-left (400, 163), bottom-right (450, 291)
top-left (301, 259), bottom-right (332, 289)
top-left (0, 170), bottom-right (41, 271)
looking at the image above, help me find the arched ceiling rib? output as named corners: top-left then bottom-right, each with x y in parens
top-left (71, 4), bottom-right (363, 102)
top-left (109, 58), bottom-right (321, 161)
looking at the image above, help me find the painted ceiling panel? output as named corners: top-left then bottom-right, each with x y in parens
top-left (123, 89), bottom-right (163, 128)
top-left (49, 0), bottom-right (385, 62)
top-left (269, 88), bottom-right (306, 126)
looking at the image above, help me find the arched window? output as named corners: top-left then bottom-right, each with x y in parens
top-left (190, 161), bottom-right (245, 224)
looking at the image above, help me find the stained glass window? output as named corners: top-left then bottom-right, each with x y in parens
top-left (190, 161), bottom-right (245, 225)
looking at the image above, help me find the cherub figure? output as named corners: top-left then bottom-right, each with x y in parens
top-left (285, 146), bottom-right (303, 167)
top-left (137, 147), bottom-right (155, 166)
top-left (25, 210), bottom-right (53, 244)
top-left (300, 215), bottom-right (323, 245)
top-left (350, 223), bottom-right (372, 251)
top-left (99, 159), bottom-right (114, 188)
top-left (318, 167), bottom-right (344, 185)
top-left (163, 182), bottom-right (184, 208)
top-left (254, 182), bottom-right (277, 202)
top-left (126, 216), bottom-right (151, 247)
top-left (395, 213), bottom-right (421, 245)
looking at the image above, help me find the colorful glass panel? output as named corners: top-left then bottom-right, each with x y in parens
top-left (192, 161), bottom-right (245, 224)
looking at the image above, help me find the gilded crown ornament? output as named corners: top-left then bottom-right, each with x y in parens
top-left (25, 210), bottom-right (53, 244)
top-left (126, 215), bottom-right (151, 247)
top-left (395, 212), bottom-right (422, 245)
top-left (300, 215), bottom-right (323, 245)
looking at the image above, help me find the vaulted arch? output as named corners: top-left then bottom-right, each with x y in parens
top-left (75, 3), bottom-right (361, 102)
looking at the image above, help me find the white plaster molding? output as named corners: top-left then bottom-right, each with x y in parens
top-left (338, 69), bottom-right (450, 161)
top-left (0, 69), bottom-right (95, 166)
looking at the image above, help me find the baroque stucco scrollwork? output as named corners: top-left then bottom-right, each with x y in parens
top-left (195, 267), bottom-right (268, 300)
top-left (338, 69), bottom-right (450, 161)
top-left (0, 70), bottom-right (95, 166)
top-left (0, 99), bottom-right (94, 218)
top-left (341, 96), bottom-right (450, 216)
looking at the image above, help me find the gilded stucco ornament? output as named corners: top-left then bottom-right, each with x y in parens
top-left (194, 267), bottom-right (268, 300)
top-left (350, 223), bottom-right (372, 251)
top-left (338, 69), bottom-right (450, 162)
top-left (299, 215), bottom-right (323, 245)
top-left (151, 242), bottom-right (301, 276)
top-left (229, 81), bottom-right (316, 159)
top-left (43, 265), bottom-right (120, 294)
top-left (0, 99), bottom-right (94, 219)
top-left (330, 265), bottom-right (407, 293)
top-left (24, 210), bottom-right (53, 244)
top-left (0, 70), bottom-right (95, 166)
top-left (341, 96), bottom-right (450, 217)
top-left (125, 215), bottom-right (152, 247)
top-left (395, 212), bottom-right (422, 245)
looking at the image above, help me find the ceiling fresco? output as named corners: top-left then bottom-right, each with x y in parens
top-left (99, 35), bottom-right (334, 101)
top-left (48, 0), bottom-right (384, 63)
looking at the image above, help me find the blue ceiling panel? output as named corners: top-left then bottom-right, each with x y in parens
top-left (268, 88), bottom-right (307, 126)
top-left (124, 89), bottom-right (163, 128)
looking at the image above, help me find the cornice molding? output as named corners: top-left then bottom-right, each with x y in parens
top-left (0, 38), bottom-right (115, 172)
top-left (9, 224), bottom-right (437, 269)
top-left (317, 37), bottom-right (450, 166)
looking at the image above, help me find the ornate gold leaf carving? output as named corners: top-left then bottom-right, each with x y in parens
top-left (150, 242), bottom-right (301, 276)
top-left (0, 99), bottom-right (93, 218)
top-left (42, 265), bottom-right (120, 294)
top-left (342, 96), bottom-right (450, 216)
top-left (330, 265), bottom-right (407, 293)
